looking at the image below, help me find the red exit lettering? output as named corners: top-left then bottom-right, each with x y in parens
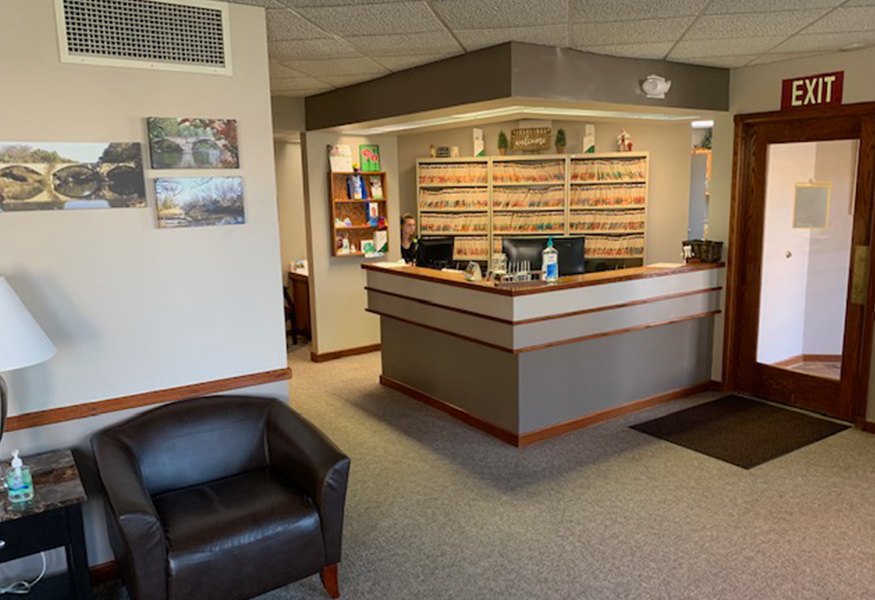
top-left (781, 72), bottom-right (844, 110)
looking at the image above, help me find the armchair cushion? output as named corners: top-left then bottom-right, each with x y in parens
top-left (154, 469), bottom-right (325, 600)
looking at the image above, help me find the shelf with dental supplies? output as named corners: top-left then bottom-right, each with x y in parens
top-left (416, 152), bottom-right (649, 264)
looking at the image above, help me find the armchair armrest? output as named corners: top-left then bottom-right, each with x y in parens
top-left (266, 401), bottom-right (350, 565)
top-left (92, 433), bottom-right (168, 600)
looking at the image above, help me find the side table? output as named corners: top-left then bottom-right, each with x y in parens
top-left (0, 449), bottom-right (90, 599)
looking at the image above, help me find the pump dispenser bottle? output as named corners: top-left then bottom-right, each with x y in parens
top-left (6, 450), bottom-right (34, 503)
top-left (542, 236), bottom-right (559, 282)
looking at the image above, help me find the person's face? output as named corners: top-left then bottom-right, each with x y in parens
top-left (403, 218), bottom-right (416, 237)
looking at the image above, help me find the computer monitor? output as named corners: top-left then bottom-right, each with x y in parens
top-left (501, 236), bottom-right (586, 276)
top-left (416, 236), bottom-right (454, 269)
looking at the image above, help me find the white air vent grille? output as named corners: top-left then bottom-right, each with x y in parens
top-left (56, 0), bottom-right (232, 75)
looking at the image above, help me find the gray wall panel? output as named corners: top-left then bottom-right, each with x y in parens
top-left (517, 317), bottom-right (714, 432)
top-left (381, 317), bottom-right (520, 431)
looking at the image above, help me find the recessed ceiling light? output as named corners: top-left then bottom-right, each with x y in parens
top-left (691, 120), bottom-right (714, 129)
top-left (841, 42), bottom-right (865, 51)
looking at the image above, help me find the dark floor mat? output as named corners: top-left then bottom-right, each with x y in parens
top-left (630, 395), bottom-right (849, 469)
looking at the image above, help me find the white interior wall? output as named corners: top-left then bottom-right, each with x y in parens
top-left (0, 0), bottom-right (287, 569)
top-left (397, 119), bottom-right (692, 264)
top-left (301, 132), bottom-right (399, 355)
top-left (275, 140), bottom-right (309, 274)
top-left (802, 140), bottom-right (855, 356)
top-left (757, 143), bottom-right (816, 364)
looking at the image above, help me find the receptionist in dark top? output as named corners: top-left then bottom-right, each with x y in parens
top-left (400, 213), bottom-right (418, 263)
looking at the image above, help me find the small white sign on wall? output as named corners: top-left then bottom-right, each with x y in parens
top-left (793, 182), bottom-right (830, 229)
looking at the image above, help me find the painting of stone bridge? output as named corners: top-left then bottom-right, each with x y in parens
top-left (147, 117), bottom-right (239, 169)
top-left (0, 142), bottom-right (146, 212)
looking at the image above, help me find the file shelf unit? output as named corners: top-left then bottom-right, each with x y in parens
top-left (415, 152), bottom-right (649, 269)
top-left (330, 171), bottom-right (388, 257)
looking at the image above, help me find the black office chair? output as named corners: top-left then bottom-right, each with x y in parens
top-left (284, 286), bottom-right (299, 346)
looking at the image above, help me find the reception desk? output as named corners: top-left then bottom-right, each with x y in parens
top-left (363, 262), bottom-right (724, 447)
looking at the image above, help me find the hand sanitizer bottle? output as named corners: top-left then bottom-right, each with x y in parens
top-left (542, 236), bottom-right (559, 282)
top-left (6, 450), bottom-right (34, 503)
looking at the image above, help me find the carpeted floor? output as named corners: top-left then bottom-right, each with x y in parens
top-left (96, 345), bottom-right (875, 599)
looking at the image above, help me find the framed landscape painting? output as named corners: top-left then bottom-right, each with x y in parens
top-left (147, 117), bottom-right (239, 169)
top-left (154, 177), bottom-right (245, 228)
top-left (0, 141), bottom-right (145, 212)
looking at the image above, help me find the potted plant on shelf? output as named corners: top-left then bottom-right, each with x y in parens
top-left (497, 131), bottom-right (508, 156)
top-left (555, 128), bottom-right (566, 154)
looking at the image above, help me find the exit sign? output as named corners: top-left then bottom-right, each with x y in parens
top-left (781, 71), bottom-right (844, 110)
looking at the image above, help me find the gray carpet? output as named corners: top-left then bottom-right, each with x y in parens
top-left (95, 346), bottom-right (875, 599)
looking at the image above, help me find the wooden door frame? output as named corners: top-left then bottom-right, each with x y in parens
top-left (724, 101), bottom-right (875, 425)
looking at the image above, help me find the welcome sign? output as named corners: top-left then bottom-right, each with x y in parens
top-left (511, 127), bottom-right (551, 151)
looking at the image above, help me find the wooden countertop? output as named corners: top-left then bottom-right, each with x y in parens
top-left (362, 262), bottom-right (724, 296)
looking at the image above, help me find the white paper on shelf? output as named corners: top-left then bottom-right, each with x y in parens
top-left (371, 261), bottom-right (410, 268)
top-left (648, 263), bottom-right (684, 268)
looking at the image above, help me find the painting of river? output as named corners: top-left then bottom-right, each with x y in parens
top-left (0, 141), bottom-right (145, 211)
top-left (155, 177), bottom-right (245, 228)
top-left (147, 117), bottom-right (239, 169)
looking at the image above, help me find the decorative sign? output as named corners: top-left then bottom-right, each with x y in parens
top-left (511, 127), bottom-right (551, 151)
top-left (781, 71), bottom-right (844, 110)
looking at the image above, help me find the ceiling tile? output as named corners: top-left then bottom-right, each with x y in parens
top-left (281, 57), bottom-right (390, 77)
top-left (316, 74), bottom-right (388, 87)
top-left (670, 54), bottom-right (759, 67)
top-left (268, 38), bottom-right (361, 60)
top-left (265, 9), bottom-right (327, 40)
top-left (669, 36), bottom-right (786, 58)
top-left (371, 53), bottom-right (457, 71)
top-left (683, 10), bottom-right (828, 40)
top-left (268, 61), bottom-right (311, 78)
top-left (846, 0), bottom-right (875, 5)
top-left (749, 51), bottom-right (825, 64)
top-left (277, 0), bottom-right (409, 6)
top-left (802, 7), bottom-right (875, 33)
top-left (454, 25), bottom-right (568, 51)
top-left (572, 17), bottom-right (694, 46)
top-left (297, 2), bottom-right (443, 36)
top-left (270, 76), bottom-right (330, 90)
top-left (705, 0), bottom-right (842, 13)
top-left (571, 0), bottom-right (708, 23)
top-left (432, 0), bottom-right (569, 29)
top-left (575, 42), bottom-right (674, 60)
top-left (772, 31), bottom-right (875, 52)
top-left (228, 0), bottom-right (283, 7)
top-left (345, 31), bottom-right (462, 55)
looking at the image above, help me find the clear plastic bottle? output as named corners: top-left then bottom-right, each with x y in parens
top-left (542, 236), bottom-right (559, 282)
top-left (6, 450), bottom-right (33, 503)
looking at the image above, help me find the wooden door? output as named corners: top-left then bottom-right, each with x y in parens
top-left (726, 105), bottom-right (875, 421)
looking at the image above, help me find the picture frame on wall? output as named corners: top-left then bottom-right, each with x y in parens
top-left (0, 141), bottom-right (146, 211)
top-left (147, 117), bottom-right (239, 169)
top-left (154, 176), bottom-right (245, 228)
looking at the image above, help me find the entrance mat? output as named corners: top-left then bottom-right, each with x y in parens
top-left (630, 395), bottom-right (849, 469)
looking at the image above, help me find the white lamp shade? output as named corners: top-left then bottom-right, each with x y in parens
top-left (0, 277), bottom-right (57, 372)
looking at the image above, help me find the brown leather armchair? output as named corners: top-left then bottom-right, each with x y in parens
top-left (91, 395), bottom-right (350, 600)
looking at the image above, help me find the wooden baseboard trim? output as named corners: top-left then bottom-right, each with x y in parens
top-left (772, 354), bottom-right (803, 368)
top-left (803, 354), bottom-right (842, 362)
top-left (862, 421), bottom-right (875, 434)
top-left (517, 380), bottom-right (720, 447)
top-left (380, 375), bottom-right (721, 448)
top-left (90, 560), bottom-right (119, 585)
top-left (6, 368), bottom-right (292, 432)
top-left (379, 375), bottom-right (518, 446)
top-left (311, 343), bottom-right (381, 363)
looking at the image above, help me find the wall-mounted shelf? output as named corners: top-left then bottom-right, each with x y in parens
top-left (330, 171), bottom-right (389, 258)
top-left (416, 152), bottom-right (649, 263)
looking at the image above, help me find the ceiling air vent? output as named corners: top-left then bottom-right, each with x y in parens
top-left (55, 0), bottom-right (232, 75)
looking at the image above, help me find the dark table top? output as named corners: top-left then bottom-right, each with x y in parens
top-left (0, 449), bottom-right (86, 523)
